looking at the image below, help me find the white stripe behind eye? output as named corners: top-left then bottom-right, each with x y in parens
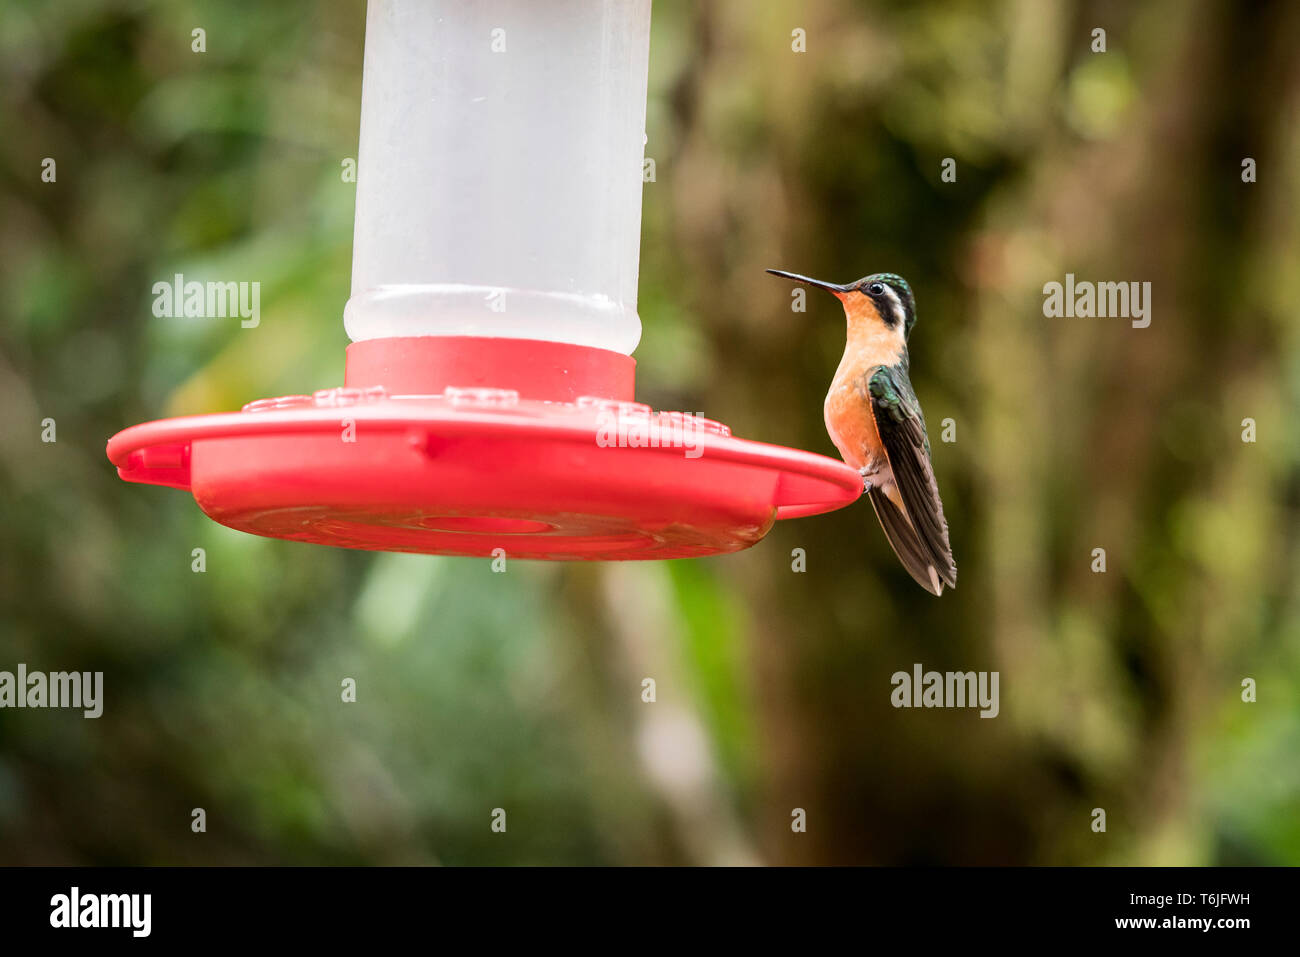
top-left (881, 285), bottom-right (905, 328)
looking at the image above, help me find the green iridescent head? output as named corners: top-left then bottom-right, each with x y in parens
top-left (851, 272), bottom-right (917, 339)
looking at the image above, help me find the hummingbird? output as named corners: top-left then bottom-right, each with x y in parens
top-left (767, 268), bottom-right (957, 595)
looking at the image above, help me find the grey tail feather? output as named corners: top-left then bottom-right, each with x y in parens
top-left (867, 487), bottom-right (946, 596)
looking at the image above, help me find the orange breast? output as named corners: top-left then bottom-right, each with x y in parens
top-left (823, 295), bottom-right (904, 473)
top-left (824, 375), bottom-right (883, 472)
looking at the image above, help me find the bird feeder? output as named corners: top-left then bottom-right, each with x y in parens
top-left (106, 0), bottom-right (861, 560)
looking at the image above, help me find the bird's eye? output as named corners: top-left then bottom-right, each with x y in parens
top-left (867, 282), bottom-right (885, 296)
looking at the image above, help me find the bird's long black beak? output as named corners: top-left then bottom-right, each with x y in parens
top-left (765, 268), bottom-right (848, 294)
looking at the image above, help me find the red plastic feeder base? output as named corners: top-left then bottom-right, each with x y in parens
top-left (107, 337), bottom-right (861, 560)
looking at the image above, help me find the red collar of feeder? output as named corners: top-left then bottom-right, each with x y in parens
top-left (344, 336), bottom-right (636, 402)
top-left (107, 336), bottom-right (862, 560)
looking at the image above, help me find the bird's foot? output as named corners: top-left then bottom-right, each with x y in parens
top-left (859, 467), bottom-right (874, 494)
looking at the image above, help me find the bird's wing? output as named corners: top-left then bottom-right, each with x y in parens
top-left (862, 364), bottom-right (957, 594)
top-left (866, 486), bottom-right (945, 595)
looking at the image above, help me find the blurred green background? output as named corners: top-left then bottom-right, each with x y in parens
top-left (1, 0), bottom-right (1297, 865)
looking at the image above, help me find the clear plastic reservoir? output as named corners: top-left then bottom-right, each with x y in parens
top-left (345, 0), bottom-right (652, 355)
